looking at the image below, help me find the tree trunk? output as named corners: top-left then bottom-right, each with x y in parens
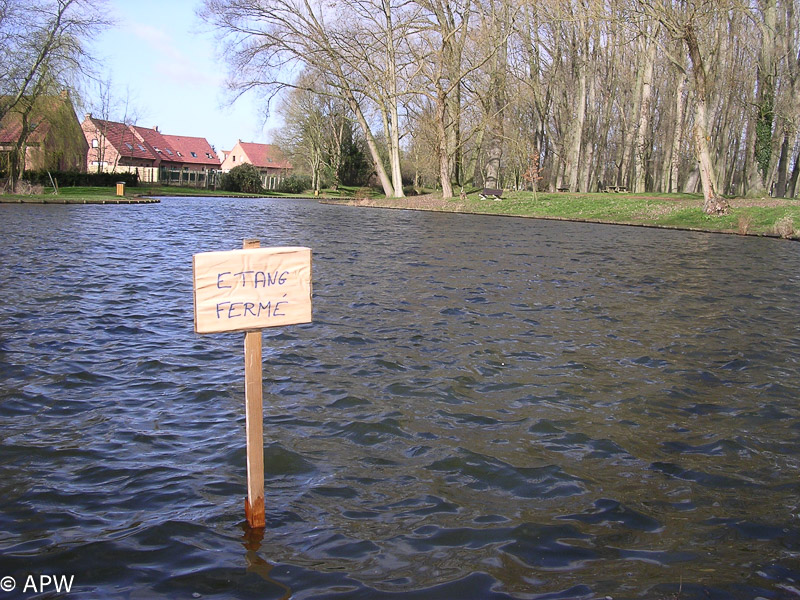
top-left (669, 74), bottom-right (687, 193)
top-left (751, 0), bottom-right (777, 195)
top-left (580, 46), bottom-right (597, 192)
top-left (383, 0), bottom-right (405, 198)
top-left (345, 91), bottom-right (393, 197)
top-left (634, 31), bottom-right (656, 193)
top-left (565, 48), bottom-right (586, 192)
top-left (448, 83), bottom-right (462, 185)
top-left (9, 107), bottom-right (33, 193)
top-left (436, 88), bottom-right (454, 199)
top-left (685, 25), bottom-right (728, 214)
top-left (774, 130), bottom-right (790, 197)
top-left (483, 9), bottom-right (507, 190)
top-left (618, 48), bottom-right (644, 188)
top-left (468, 127), bottom-right (485, 186)
top-left (787, 149), bottom-right (799, 198)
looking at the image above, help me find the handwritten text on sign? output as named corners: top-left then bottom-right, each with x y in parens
top-left (193, 247), bottom-right (312, 334)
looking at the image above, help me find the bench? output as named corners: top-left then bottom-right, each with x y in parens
top-left (480, 188), bottom-right (504, 200)
top-left (604, 185), bottom-right (629, 193)
top-left (557, 187), bottom-right (570, 192)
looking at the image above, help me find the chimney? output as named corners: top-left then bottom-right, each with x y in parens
top-left (154, 125), bottom-right (159, 132)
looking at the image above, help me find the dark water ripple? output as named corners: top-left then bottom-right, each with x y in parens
top-left (1, 198), bottom-right (800, 598)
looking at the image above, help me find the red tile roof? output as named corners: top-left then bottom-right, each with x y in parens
top-left (162, 134), bottom-right (220, 166)
top-left (83, 116), bottom-right (220, 167)
top-left (239, 142), bottom-right (292, 170)
top-left (0, 95), bottom-right (70, 144)
top-left (130, 125), bottom-right (176, 161)
top-left (91, 119), bottom-right (157, 161)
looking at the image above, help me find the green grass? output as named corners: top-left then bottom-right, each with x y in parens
top-left (456, 191), bottom-right (800, 239)
top-left (0, 184), bottom-right (303, 202)
top-left (0, 186), bottom-right (121, 203)
top-left (4, 184), bottom-right (798, 239)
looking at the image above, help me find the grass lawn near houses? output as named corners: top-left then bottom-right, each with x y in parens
top-left (0, 184), bottom-right (298, 203)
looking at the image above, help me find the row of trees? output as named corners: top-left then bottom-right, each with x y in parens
top-left (0, 0), bottom-right (108, 191)
top-left (273, 73), bottom-right (374, 192)
top-left (203, 0), bottom-right (800, 213)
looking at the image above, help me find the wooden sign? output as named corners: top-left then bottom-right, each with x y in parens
top-left (193, 246), bottom-right (312, 334)
top-left (192, 241), bottom-right (312, 529)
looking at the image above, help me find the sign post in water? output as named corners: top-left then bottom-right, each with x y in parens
top-left (193, 240), bottom-right (312, 528)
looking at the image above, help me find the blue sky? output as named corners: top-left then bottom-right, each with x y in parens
top-left (87, 0), bottom-right (281, 152)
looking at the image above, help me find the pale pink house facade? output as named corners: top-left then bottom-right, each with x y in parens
top-left (219, 141), bottom-right (292, 190)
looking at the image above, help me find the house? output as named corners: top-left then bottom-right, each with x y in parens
top-left (0, 91), bottom-right (88, 175)
top-left (159, 133), bottom-right (221, 186)
top-left (81, 115), bottom-right (220, 187)
top-left (220, 140), bottom-right (292, 190)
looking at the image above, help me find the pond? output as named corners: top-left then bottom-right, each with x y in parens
top-left (1, 197), bottom-right (799, 599)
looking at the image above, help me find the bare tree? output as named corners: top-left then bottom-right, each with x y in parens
top-left (1, 0), bottom-right (108, 190)
top-left (202, 0), bottom-right (411, 197)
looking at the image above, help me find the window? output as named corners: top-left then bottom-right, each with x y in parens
top-left (190, 151), bottom-right (197, 158)
top-left (92, 139), bottom-right (99, 148)
top-left (206, 152), bottom-right (213, 159)
top-left (125, 142), bottom-right (133, 150)
top-left (137, 144), bottom-right (146, 152)
top-left (232, 156), bottom-right (236, 162)
top-left (177, 151), bottom-right (182, 157)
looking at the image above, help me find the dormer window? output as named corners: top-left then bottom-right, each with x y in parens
top-left (191, 151), bottom-right (197, 158)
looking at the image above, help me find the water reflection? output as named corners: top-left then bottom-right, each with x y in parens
top-left (1, 198), bottom-right (799, 598)
top-left (243, 527), bottom-right (292, 600)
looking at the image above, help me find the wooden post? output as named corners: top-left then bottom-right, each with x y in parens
top-left (243, 238), bottom-right (266, 528)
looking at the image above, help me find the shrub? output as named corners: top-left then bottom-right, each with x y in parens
top-left (276, 174), bottom-right (311, 194)
top-left (220, 163), bottom-right (264, 194)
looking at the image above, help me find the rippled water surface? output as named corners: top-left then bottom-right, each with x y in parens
top-left (2, 197), bottom-right (800, 599)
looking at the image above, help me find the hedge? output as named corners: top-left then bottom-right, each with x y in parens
top-left (22, 170), bottom-right (140, 187)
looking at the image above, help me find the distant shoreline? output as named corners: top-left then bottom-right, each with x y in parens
top-left (321, 193), bottom-right (800, 241)
top-left (3, 189), bottom-right (798, 240)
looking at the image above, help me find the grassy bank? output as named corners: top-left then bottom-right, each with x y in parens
top-left (0, 184), bottom-right (290, 203)
top-left (0, 183), bottom-right (373, 203)
top-left (4, 184), bottom-right (798, 240)
top-left (334, 190), bottom-right (800, 240)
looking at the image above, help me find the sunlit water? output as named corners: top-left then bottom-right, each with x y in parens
top-left (1, 197), bottom-right (799, 599)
